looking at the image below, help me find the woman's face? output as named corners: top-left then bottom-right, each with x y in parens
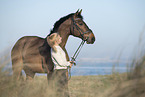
top-left (56, 35), bottom-right (62, 45)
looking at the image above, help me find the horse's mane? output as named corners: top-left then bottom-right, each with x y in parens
top-left (48, 13), bottom-right (83, 36)
top-left (43, 12), bottom-right (83, 49)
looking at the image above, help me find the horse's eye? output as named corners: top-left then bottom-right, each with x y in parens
top-left (79, 23), bottom-right (83, 26)
top-left (76, 20), bottom-right (83, 26)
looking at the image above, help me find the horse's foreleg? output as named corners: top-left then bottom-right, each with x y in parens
top-left (26, 72), bottom-right (35, 80)
top-left (47, 71), bottom-right (54, 88)
top-left (26, 75), bottom-right (34, 80)
top-left (12, 60), bottom-right (23, 80)
top-left (47, 72), bottom-right (53, 80)
top-left (24, 67), bottom-right (35, 80)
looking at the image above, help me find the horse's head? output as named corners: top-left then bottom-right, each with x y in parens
top-left (70, 9), bottom-right (95, 44)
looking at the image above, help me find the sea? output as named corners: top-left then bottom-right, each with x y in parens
top-left (70, 61), bottom-right (129, 76)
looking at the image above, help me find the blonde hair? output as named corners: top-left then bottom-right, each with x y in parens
top-left (47, 33), bottom-right (59, 52)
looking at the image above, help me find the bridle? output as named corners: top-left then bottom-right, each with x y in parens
top-left (70, 17), bottom-right (92, 41)
top-left (70, 16), bottom-right (93, 62)
top-left (68, 16), bottom-right (92, 80)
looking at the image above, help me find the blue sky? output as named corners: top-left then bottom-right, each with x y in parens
top-left (0, 0), bottom-right (145, 62)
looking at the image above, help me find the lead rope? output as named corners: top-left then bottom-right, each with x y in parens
top-left (68, 40), bottom-right (85, 80)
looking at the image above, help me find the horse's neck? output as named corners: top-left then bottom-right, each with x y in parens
top-left (57, 20), bottom-right (71, 48)
top-left (58, 31), bottom-right (69, 48)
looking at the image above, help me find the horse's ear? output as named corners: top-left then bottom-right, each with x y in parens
top-left (76, 9), bottom-right (80, 14)
top-left (75, 9), bottom-right (82, 16)
top-left (79, 9), bottom-right (82, 15)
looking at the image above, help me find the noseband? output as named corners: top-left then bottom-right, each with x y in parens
top-left (71, 17), bottom-right (91, 41)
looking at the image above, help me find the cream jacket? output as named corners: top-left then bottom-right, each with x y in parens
top-left (51, 45), bottom-right (70, 69)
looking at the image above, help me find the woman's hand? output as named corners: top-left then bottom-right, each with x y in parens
top-left (69, 61), bottom-right (75, 68)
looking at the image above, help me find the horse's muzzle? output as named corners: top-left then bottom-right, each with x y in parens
top-left (86, 32), bottom-right (95, 44)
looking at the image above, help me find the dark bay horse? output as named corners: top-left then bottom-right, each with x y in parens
top-left (11, 9), bottom-right (95, 80)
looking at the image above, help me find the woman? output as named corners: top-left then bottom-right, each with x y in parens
top-left (47, 33), bottom-right (74, 97)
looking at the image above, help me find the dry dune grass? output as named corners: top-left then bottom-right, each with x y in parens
top-left (0, 31), bottom-right (145, 97)
top-left (100, 55), bottom-right (145, 97)
top-left (0, 54), bottom-right (145, 97)
top-left (0, 54), bottom-right (126, 97)
top-left (69, 74), bottom-right (127, 97)
top-left (0, 68), bottom-right (126, 97)
top-left (0, 69), bottom-right (54, 97)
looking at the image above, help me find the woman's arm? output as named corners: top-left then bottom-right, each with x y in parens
top-left (52, 48), bottom-right (70, 67)
top-left (62, 47), bottom-right (70, 61)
